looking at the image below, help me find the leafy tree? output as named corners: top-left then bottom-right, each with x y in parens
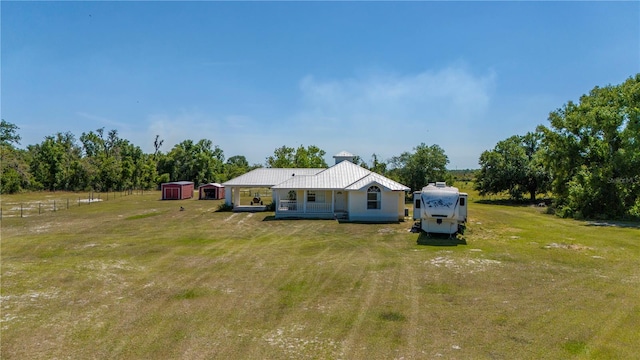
top-left (538, 74), bottom-right (640, 219)
top-left (0, 120), bottom-right (31, 193)
top-left (1, 119), bottom-right (21, 146)
top-left (266, 145), bottom-right (327, 168)
top-left (224, 155), bottom-right (250, 180)
top-left (370, 153), bottom-right (387, 175)
top-left (475, 132), bottom-right (551, 201)
top-left (29, 132), bottom-right (83, 191)
top-left (388, 143), bottom-right (451, 192)
top-left (159, 139), bottom-right (225, 184)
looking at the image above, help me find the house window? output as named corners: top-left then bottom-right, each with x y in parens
top-left (288, 190), bottom-right (297, 200)
top-left (367, 186), bottom-right (381, 209)
top-left (307, 191), bottom-right (316, 202)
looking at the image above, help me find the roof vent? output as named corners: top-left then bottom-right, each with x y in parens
top-left (292, 173), bottom-right (295, 176)
top-left (435, 182), bottom-right (446, 188)
top-left (333, 151), bottom-right (355, 165)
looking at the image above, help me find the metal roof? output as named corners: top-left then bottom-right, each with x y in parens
top-left (272, 161), bottom-right (410, 191)
top-left (345, 172), bottom-right (410, 191)
top-left (223, 159), bottom-right (410, 192)
top-left (222, 168), bottom-right (323, 187)
top-left (163, 181), bottom-right (194, 186)
top-left (199, 182), bottom-right (224, 188)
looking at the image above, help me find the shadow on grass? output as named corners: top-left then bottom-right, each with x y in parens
top-left (262, 215), bottom-right (402, 224)
top-left (584, 220), bottom-right (640, 229)
top-left (262, 215), bottom-right (332, 222)
top-left (416, 232), bottom-right (467, 246)
top-left (475, 198), bottom-right (552, 207)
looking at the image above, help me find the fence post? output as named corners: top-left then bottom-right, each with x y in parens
top-left (21, 203), bottom-right (23, 218)
top-left (67, 198), bottom-right (69, 209)
top-left (39, 203), bottom-right (42, 215)
top-left (54, 200), bottom-right (56, 212)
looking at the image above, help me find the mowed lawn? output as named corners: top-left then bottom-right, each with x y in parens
top-left (1, 189), bottom-right (639, 359)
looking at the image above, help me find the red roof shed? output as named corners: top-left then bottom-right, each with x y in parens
top-left (199, 183), bottom-right (225, 200)
top-left (161, 181), bottom-right (194, 200)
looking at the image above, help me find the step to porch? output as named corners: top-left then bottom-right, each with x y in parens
top-left (333, 211), bottom-right (348, 220)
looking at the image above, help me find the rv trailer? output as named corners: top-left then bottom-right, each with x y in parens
top-left (413, 182), bottom-right (467, 235)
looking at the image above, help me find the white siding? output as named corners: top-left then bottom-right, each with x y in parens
top-left (348, 190), bottom-right (403, 222)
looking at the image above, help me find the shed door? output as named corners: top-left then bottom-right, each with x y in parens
top-left (165, 188), bottom-right (178, 199)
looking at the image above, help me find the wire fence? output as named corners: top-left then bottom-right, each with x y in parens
top-left (0, 189), bottom-right (149, 219)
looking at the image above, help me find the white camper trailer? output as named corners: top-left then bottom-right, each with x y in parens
top-left (413, 182), bottom-right (467, 235)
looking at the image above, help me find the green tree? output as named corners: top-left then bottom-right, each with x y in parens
top-left (388, 143), bottom-right (451, 192)
top-left (0, 120), bottom-right (31, 193)
top-left (475, 132), bottom-right (551, 201)
top-left (266, 145), bottom-right (327, 168)
top-left (1, 119), bottom-right (21, 146)
top-left (224, 155), bottom-right (250, 180)
top-left (538, 74), bottom-right (640, 219)
top-left (29, 132), bottom-right (83, 191)
top-left (159, 139), bottom-right (225, 184)
top-left (370, 153), bottom-right (387, 175)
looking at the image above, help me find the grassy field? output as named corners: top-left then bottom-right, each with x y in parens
top-left (1, 186), bottom-right (639, 359)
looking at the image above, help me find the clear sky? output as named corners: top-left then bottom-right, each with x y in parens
top-left (2, 1), bottom-right (639, 169)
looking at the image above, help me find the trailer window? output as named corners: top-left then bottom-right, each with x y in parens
top-left (415, 199), bottom-right (420, 209)
top-left (460, 198), bottom-right (465, 206)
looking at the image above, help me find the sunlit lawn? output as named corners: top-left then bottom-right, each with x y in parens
top-left (1, 189), bottom-right (638, 359)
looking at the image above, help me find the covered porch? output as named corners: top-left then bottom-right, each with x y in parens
top-left (224, 186), bottom-right (274, 212)
top-left (274, 189), bottom-right (348, 219)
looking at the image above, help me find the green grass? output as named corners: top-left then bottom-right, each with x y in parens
top-left (1, 189), bottom-right (639, 359)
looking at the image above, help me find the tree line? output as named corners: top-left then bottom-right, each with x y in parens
top-left (475, 74), bottom-right (639, 220)
top-left (2, 74), bottom-right (637, 220)
top-left (0, 123), bottom-right (452, 198)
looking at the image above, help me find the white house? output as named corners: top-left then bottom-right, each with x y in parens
top-left (222, 151), bottom-right (410, 222)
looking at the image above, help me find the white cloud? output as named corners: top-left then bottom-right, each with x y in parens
top-left (285, 65), bottom-right (496, 168)
top-left (137, 65), bottom-right (498, 169)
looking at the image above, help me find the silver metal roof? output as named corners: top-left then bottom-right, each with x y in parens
top-left (345, 172), bottom-right (410, 191)
top-left (223, 159), bottom-right (410, 192)
top-left (222, 168), bottom-right (323, 187)
top-left (199, 182), bottom-right (223, 188)
top-left (272, 161), bottom-right (410, 191)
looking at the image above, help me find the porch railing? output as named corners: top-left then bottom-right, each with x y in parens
top-left (306, 202), bottom-right (332, 213)
top-left (278, 200), bottom-right (298, 211)
top-left (278, 200), bottom-right (332, 213)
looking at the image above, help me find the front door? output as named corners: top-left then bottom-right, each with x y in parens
top-left (334, 191), bottom-right (346, 212)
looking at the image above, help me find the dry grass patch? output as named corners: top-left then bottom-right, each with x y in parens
top-left (1, 190), bottom-right (639, 359)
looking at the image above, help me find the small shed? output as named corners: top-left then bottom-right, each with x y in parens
top-left (199, 183), bottom-right (225, 200)
top-left (161, 181), bottom-right (194, 200)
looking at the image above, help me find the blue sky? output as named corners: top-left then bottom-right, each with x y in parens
top-left (2, 1), bottom-right (639, 169)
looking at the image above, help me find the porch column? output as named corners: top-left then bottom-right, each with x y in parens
top-left (233, 188), bottom-right (241, 208)
top-left (303, 190), bottom-right (307, 213)
top-left (331, 191), bottom-right (335, 213)
top-left (225, 186), bottom-right (233, 206)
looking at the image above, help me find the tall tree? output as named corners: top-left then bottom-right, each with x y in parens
top-left (266, 145), bottom-right (327, 168)
top-left (475, 132), bottom-right (551, 201)
top-left (224, 155), bottom-right (250, 180)
top-left (538, 74), bottom-right (640, 219)
top-left (0, 120), bottom-right (30, 193)
top-left (388, 143), bottom-right (450, 192)
top-left (159, 139), bottom-right (225, 184)
top-left (29, 132), bottom-right (83, 191)
top-left (0, 119), bottom-right (21, 146)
